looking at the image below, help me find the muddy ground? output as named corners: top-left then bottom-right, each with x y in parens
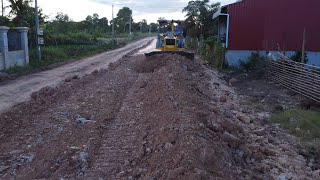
top-left (0, 53), bottom-right (319, 179)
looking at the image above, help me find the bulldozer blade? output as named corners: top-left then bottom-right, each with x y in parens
top-left (145, 51), bottom-right (195, 60)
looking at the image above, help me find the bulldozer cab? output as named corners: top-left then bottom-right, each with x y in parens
top-left (145, 19), bottom-right (194, 60)
top-left (156, 20), bottom-right (184, 50)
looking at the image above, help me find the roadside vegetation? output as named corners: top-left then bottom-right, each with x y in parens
top-left (0, 0), bottom-right (156, 76)
top-left (270, 109), bottom-right (320, 145)
top-left (182, 0), bottom-right (227, 69)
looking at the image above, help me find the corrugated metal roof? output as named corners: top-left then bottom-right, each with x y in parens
top-left (212, 0), bottom-right (243, 19)
top-left (221, 0), bottom-right (243, 8)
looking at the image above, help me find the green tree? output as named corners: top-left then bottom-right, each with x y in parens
top-left (150, 22), bottom-right (158, 32)
top-left (55, 12), bottom-right (70, 22)
top-left (97, 17), bottom-right (108, 33)
top-left (51, 12), bottom-right (71, 33)
top-left (140, 19), bottom-right (147, 32)
top-left (7, 0), bottom-right (32, 26)
top-left (0, 16), bottom-right (12, 26)
top-left (182, 0), bottom-right (220, 39)
top-left (115, 7), bottom-right (132, 33)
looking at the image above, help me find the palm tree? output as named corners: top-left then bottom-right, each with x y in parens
top-left (7, 0), bottom-right (32, 26)
top-left (183, 0), bottom-right (210, 17)
top-left (182, 0), bottom-right (220, 39)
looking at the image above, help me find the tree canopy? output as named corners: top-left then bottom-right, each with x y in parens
top-left (115, 7), bottom-right (132, 33)
top-left (182, 0), bottom-right (220, 39)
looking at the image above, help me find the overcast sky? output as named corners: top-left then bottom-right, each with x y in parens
top-left (4, 0), bottom-right (235, 23)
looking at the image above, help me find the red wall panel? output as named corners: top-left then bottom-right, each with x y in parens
top-left (227, 0), bottom-right (320, 51)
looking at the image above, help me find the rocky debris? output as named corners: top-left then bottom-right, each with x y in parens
top-left (74, 114), bottom-right (95, 125)
top-left (167, 167), bottom-right (185, 179)
top-left (220, 95), bottom-right (227, 102)
top-left (164, 142), bottom-right (173, 149)
top-left (139, 81), bottom-right (147, 88)
top-left (0, 166), bottom-right (9, 174)
top-left (17, 154), bottom-right (35, 164)
top-left (31, 86), bottom-right (58, 103)
top-left (76, 151), bottom-right (89, 177)
top-left (0, 54), bottom-right (318, 179)
top-left (237, 113), bottom-right (251, 124)
top-left (65, 75), bottom-right (80, 82)
top-left (200, 148), bottom-right (216, 165)
top-left (229, 78), bottom-right (237, 86)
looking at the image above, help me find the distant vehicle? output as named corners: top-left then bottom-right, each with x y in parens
top-left (145, 20), bottom-right (194, 59)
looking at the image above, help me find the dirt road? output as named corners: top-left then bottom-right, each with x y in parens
top-left (0, 49), bottom-right (319, 179)
top-left (0, 37), bottom-right (155, 113)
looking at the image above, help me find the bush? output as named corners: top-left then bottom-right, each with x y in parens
top-left (240, 52), bottom-right (265, 71)
top-left (185, 37), bottom-right (199, 50)
top-left (201, 39), bottom-right (226, 69)
top-left (29, 44), bottom-right (114, 67)
top-left (240, 52), bottom-right (260, 71)
top-left (44, 32), bottom-right (96, 46)
top-left (290, 51), bottom-right (309, 64)
top-left (212, 43), bottom-right (226, 69)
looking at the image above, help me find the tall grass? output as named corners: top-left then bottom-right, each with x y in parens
top-left (186, 37), bottom-right (226, 69)
top-left (270, 109), bottom-right (320, 148)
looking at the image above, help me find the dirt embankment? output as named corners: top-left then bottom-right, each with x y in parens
top-left (0, 54), bottom-right (319, 179)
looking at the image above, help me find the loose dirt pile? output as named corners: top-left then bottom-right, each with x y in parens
top-left (0, 54), bottom-right (319, 179)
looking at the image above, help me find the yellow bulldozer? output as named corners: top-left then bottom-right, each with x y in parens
top-left (145, 20), bottom-right (194, 59)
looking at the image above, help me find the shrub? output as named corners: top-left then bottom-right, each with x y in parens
top-left (240, 52), bottom-right (260, 71)
top-left (29, 44), bottom-right (114, 66)
top-left (44, 32), bottom-right (96, 46)
top-left (202, 39), bottom-right (226, 69)
top-left (290, 51), bottom-right (309, 64)
top-left (240, 52), bottom-right (266, 76)
top-left (185, 37), bottom-right (199, 50)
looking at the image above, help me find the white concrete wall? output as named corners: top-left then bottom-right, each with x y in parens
top-left (0, 27), bottom-right (29, 70)
top-left (8, 50), bottom-right (24, 67)
top-left (0, 54), bottom-right (3, 70)
top-left (225, 50), bottom-right (320, 67)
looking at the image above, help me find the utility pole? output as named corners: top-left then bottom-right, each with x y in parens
top-left (112, 4), bottom-right (115, 47)
top-left (301, 27), bottom-right (306, 64)
top-left (1, 0), bottom-right (4, 17)
top-left (129, 15), bottom-right (132, 35)
top-left (34, 0), bottom-right (41, 61)
top-left (149, 25), bottom-right (151, 36)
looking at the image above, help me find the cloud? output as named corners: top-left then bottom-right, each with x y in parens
top-left (17, 0), bottom-right (236, 23)
top-left (91, 0), bottom-right (189, 15)
top-left (86, 0), bottom-right (237, 23)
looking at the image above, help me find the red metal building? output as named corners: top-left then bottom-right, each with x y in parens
top-left (213, 0), bottom-right (320, 66)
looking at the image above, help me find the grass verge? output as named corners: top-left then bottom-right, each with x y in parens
top-left (269, 109), bottom-right (320, 148)
top-left (2, 33), bottom-right (152, 76)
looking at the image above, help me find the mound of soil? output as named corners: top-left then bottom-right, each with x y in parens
top-left (0, 54), bottom-right (319, 179)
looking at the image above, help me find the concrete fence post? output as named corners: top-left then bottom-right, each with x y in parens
top-left (16, 27), bottom-right (29, 65)
top-left (0, 26), bottom-right (9, 70)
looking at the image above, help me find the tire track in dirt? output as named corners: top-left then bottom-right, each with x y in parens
top-left (85, 73), bottom-right (148, 178)
top-left (0, 56), bottom-right (141, 179)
